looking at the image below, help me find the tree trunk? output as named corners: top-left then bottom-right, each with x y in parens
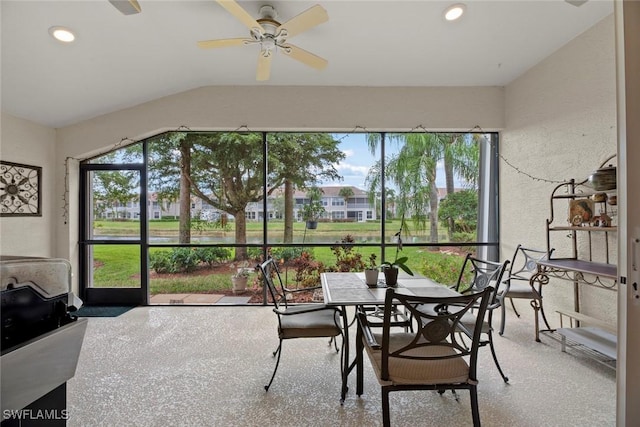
top-left (283, 179), bottom-right (294, 243)
top-left (179, 141), bottom-right (191, 244)
top-left (444, 152), bottom-right (455, 241)
top-left (429, 180), bottom-right (439, 244)
top-left (234, 210), bottom-right (247, 261)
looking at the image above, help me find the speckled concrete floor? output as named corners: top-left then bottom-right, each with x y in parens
top-left (67, 305), bottom-right (616, 427)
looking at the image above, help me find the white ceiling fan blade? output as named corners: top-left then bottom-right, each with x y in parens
top-left (277, 4), bottom-right (328, 39)
top-left (197, 38), bottom-right (248, 49)
top-left (216, 0), bottom-right (264, 32)
top-left (108, 0), bottom-right (141, 15)
top-left (256, 52), bottom-right (272, 81)
top-left (282, 44), bottom-right (328, 70)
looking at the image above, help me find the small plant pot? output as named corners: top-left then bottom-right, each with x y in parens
top-left (306, 220), bottom-right (318, 230)
top-left (231, 276), bottom-right (248, 294)
top-left (383, 267), bottom-right (399, 287)
top-left (364, 268), bottom-right (379, 287)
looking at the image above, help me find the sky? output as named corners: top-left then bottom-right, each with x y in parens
top-left (322, 133), bottom-right (450, 191)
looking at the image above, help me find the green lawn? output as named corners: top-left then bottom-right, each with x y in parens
top-left (90, 219), bottom-right (473, 293)
top-left (91, 244), bottom-right (470, 293)
top-left (93, 219), bottom-right (429, 239)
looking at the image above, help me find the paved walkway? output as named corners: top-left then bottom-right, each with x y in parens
top-left (150, 293), bottom-right (251, 305)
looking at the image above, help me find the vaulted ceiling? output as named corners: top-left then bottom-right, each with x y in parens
top-left (1, 1), bottom-right (613, 128)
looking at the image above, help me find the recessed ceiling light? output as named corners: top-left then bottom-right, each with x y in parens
top-left (444, 4), bottom-right (466, 21)
top-left (49, 26), bottom-right (75, 43)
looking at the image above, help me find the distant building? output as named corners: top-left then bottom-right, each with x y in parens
top-left (94, 185), bottom-right (461, 222)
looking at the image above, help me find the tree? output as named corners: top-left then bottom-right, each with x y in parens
top-left (187, 132), bottom-right (264, 261)
top-left (438, 189), bottom-right (478, 236)
top-left (266, 133), bottom-right (345, 243)
top-left (366, 133), bottom-right (479, 243)
top-left (147, 132), bottom-right (345, 258)
top-left (93, 170), bottom-right (138, 220)
top-left (440, 133), bottom-right (479, 239)
top-left (338, 186), bottom-right (354, 220)
top-left (385, 188), bottom-right (396, 219)
top-left (148, 133), bottom-right (187, 241)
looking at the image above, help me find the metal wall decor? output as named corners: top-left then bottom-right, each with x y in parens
top-left (0, 161), bottom-right (42, 216)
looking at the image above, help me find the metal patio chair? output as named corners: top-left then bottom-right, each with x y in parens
top-left (451, 253), bottom-right (511, 383)
top-left (357, 286), bottom-right (493, 427)
top-left (258, 258), bottom-right (344, 391)
top-left (499, 245), bottom-right (554, 340)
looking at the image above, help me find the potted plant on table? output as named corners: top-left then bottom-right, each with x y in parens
top-left (301, 186), bottom-right (325, 230)
top-left (380, 221), bottom-right (414, 287)
top-left (231, 268), bottom-right (251, 294)
top-left (364, 253), bottom-right (379, 287)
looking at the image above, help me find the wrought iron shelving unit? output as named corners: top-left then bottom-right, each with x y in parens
top-left (531, 159), bottom-right (618, 368)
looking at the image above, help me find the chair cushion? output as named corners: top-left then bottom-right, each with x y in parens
top-left (364, 332), bottom-right (470, 386)
top-left (504, 281), bottom-right (539, 299)
top-left (279, 304), bottom-right (342, 339)
top-left (459, 311), bottom-right (491, 334)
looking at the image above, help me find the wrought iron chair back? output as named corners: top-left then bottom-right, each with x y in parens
top-left (508, 245), bottom-right (552, 283)
top-left (260, 257), bottom-right (288, 309)
top-left (499, 244), bottom-right (555, 340)
top-left (357, 286), bottom-right (493, 427)
top-left (452, 253), bottom-right (510, 383)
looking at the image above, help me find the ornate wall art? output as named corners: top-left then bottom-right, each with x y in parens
top-left (0, 161), bottom-right (42, 216)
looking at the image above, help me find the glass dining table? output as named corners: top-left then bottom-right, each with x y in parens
top-left (320, 271), bottom-right (459, 403)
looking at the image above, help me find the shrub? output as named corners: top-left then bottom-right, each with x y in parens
top-left (288, 251), bottom-right (325, 289)
top-left (247, 247), bottom-right (264, 261)
top-left (418, 251), bottom-right (470, 287)
top-left (149, 250), bottom-right (175, 274)
top-left (150, 247), bottom-right (233, 274)
top-left (170, 248), bottom-right (200, 273)
top-left (271, 247), bottom-right (307, 264)
top-left (452, 232), bottom-right (475, 243)
top-left (329, 235), bottom-right (366, 272)
top-left (194, 247), bottom-right (231, 266)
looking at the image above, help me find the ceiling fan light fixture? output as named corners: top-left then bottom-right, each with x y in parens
top-left (49, 26), bottom-right (75, 43)
top-left (444, 3), bottom-right (466, 21)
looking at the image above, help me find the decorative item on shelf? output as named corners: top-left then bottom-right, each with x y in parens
top-left (380, 217), bottom-right (414, 287)
top-left (231, 267), bottom-right (251, 294)
top-left (568, 199), bottom-right (594, 226)
top-left (591, 192), bottom-right (607, 203)
top-left (592, 213), bottom-right (612, 227)
top-left (364, 253), bottom-right (379, 287)
top-left (608, 195), bottom-right (617, 206)
top-left (589, 165), bottom-right (616, 191)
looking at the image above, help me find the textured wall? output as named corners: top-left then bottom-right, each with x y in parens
top-left (501, 15), bottom-right (617, 325)
top-left (0, 113), bottom-right (57, 257)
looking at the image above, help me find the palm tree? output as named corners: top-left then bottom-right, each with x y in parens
top-left (366, 133), bottom-right (479, 243)
top-left (440, 133), bottom-right (479, 239)
top-left (338, 186), bottom-right (354, 221)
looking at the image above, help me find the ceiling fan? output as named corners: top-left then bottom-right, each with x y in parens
top-left (565, 0), bottom-right (588, 6)
top-left (108, 0), bottom-right (141, 15)
top-left (198, 1), bottom-right (329, 81)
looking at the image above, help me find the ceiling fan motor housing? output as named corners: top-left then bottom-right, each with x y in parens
top-left (198, 1), bottom-right (329, 80)
top-left (259, 5), bottom-right (277, 20)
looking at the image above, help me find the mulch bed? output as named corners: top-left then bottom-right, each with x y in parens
top-left (149, 264), bottom-right (316, 304)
